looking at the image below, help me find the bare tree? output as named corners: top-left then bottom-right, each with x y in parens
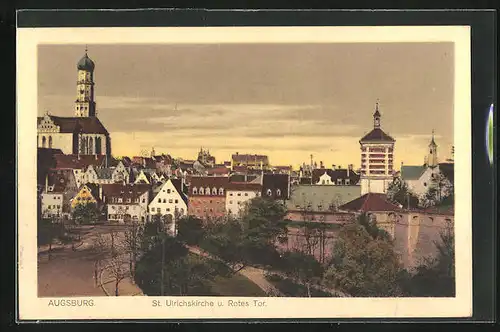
top-left (122, 220), bottom-right (144, 282)
top-left (107, 254), bottom-right (129, 296)
top-left (92, 233), bottom-right (109, 287)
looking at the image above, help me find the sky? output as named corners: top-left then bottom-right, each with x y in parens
top-left (38, 43), bottom-right (454, 170)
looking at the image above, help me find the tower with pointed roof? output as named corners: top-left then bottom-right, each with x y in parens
top-left (426, 130), bottom-right (438, 167)
top-left (75, 47), bottom-right (96, 117)
top-left (359, 101), bottom-right (396, 195)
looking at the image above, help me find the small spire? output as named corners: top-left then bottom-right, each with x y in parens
top-left (85, 44), bottom-right (88, 55)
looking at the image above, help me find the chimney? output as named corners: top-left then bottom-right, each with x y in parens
top-left (236, 152), bottom-right (239, 155)
top-left (332, 164), bottom-right (336, 170)
top-left (320, 161), bottom-right (324, 169)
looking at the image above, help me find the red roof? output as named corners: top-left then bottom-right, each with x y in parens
top-left (206, 166), bottom-right (230, 175)
top-left (339, 193), bottom-right (401, 212)
top-left (101, 183), bottom-right (150, 203)
top-left (37, 115), bottom-right (108, 134)
top-left (54, 154), bottom-right (107, 170)
top-left (359, 128), bottom-right (395, 142)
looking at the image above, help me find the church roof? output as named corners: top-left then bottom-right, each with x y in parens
top-left (400, 165), bottom-right (426, 181)
top-left (37, 115), bottom-right (109, 135)
top-left (77, 53), bottom-right (95, 71)
top-left (359, 128), bottom-right (395, 143)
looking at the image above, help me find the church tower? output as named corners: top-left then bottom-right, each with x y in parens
top-left (74, 47), bottom-right (96, 117)
top-left (427, 130), bottom-right (438, 167)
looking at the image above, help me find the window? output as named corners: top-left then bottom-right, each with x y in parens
top-left (157, 208), bottom-right (161, 213)
top-left (322, 180), bottom-right (326, 184)
top-left (337, 179), bottom-right (342, 185)
top-left (169, 199), bottom-right (173, 203)
top-left (193, 187), bottom-right (198, 195)
top-left (206, 187), bottom-right (210, 195)
top-left (48, 136), bottom-right (53, 148)
top-left (151, 207), bottom-right (155, 212)
top-left (118, 198), bottom-right (123, 203)
top-left (229, 200), bottom-right (233, 204)
top-left (158, 198), bottom-right (161, 203)
top-left (175, 199), bottom-right (178, 203)
top-left (56, 205), bottom-right (60, 209)
top-left (166, 208), bottom-right (170, 212)
top-left (142, 199), bottom-right (145, 203)
top-left (199, 188), bottom-right (204, 195)
top-left (162, 199), bottom-right (166, 203)
top-left (219, 188), bottom-right (224, 195)
top-left (244, 193), bottom-right (248, 196)
top-left (167, 189), bottom-right (171, 194)
top-left (212, 187), bottom-right (217, 195)
top-left (276, 189), bottom-right (281, 197)
top-left (229, 193), bottom-right (233, 196)
top-left (423, 182), bottom-right (427, 187)
top-left (345, 179), bottom-right (350, 185)
top-left (267, 189), bottom-right (272, 196)
top-left (237, 193), bottom-right (241, 196)
top-left (41, 136), bottom-right (46, 148)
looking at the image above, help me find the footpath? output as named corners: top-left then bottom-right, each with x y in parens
top-left (187, 245), bottom-right (282, 296)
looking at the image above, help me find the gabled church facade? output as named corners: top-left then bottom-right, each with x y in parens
top-left (37, 49), bottom-right (111, 156)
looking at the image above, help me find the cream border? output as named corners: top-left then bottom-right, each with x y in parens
top-left (17, 26), bottom-right (472, 320)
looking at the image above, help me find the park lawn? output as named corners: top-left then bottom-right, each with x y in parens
top-left (190, 254), bottom-right (266, 296)
top-left (208, 273), bottom-right (266, 297)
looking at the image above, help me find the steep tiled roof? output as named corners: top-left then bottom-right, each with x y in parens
top-left (339, 193), bottom-right (401, 213)
top-left (262, 174), bottom-right (289, 199)
top-left (54, 154), bottom-right (107, 170)
top-left (189, 176), bottom-right (229, 196)
top-left (47, 169), bottom-right (79, 193)
top-left (226, 183), bottom-right (262, 191)
top-left (400, 165), bottom-right (426, 181)
top-left (229, 174), bottom-right (258, 183)
top-left (359, 128), bottom-right (395, 142)
top-left (95, 168), bottom-right (114, 180)
top-left (101, 183), bottom-right (150, 203)
top-left (37, 115), bottom-right (108, 134)
top-left (206, 166), bottom-right (230, 175)
top-left (170, 179), bottom-right (189, 205)
top-left (311, 168), bottom-right (360, 185)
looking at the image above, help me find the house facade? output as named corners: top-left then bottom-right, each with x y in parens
top-left (188, 176), bottom-right (229, 221)
top-left (148, 179), bottom-right (188, 233)
top-left (225, 182), bottom-right (262, 217)
top-left (101, 183), bottom-right (150, 223)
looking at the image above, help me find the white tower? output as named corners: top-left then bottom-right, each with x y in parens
top-left (427, 129), bottom-right (438, 167)
top-left (74, 47), bottom-right (96, 117)
top-left (359, 101), bottom-right (396, 195)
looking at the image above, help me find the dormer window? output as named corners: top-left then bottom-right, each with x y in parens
top-left (337, 179), bottom-right (342, 185)
top-left (219, 188), bottom-right (224, 195)
top-left (193, 187), bottom-right (198, 195)
top-left (205, 187), bottom-right (210, 195)
top-left (199, 188), bottom-right (204, 195)
top-left (212, 187), bottom-right (217, 195)
top-left (276, 189), bottom-right (281, 197)
top-left (267, 189), bottom-right (272, 196)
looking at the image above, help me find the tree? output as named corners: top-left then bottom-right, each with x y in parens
top-left (323, 223), bottom-right (402, 297)
top-left (241, 197), bottom-right (288, 246)
top-left (423, 171), bottom-right (453, 207)
top-left (177, 216), bottom-right (205, 245)
top-left (280, 250), bottom-right (324, 297)
top-left (386, 177), bottom-right (419, 209)
top-left (122, 220), bottom-right (144, 281)
top-left (107, 254), bottom-right (129, 296)
top-left (91, 233), bottom-right (109, 287)
top-left (134, 236), bottom-right (223, 296)
top-left (72, 202), bottom-right (99, 225)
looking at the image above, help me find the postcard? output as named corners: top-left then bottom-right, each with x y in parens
top-left (17, 25), bottom-right (472, 320)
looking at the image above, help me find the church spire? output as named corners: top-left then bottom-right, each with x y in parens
top-left (373, 100), bottom-right (381, 128)
top-left (427, 129), bottom-right (438, 167)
